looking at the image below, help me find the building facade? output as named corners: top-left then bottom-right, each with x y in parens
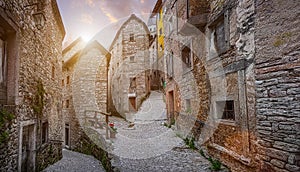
top-left (62, 38), bottom-right (110, 150)
top-left (108, 14), bottom-right (150, 119)
top-left (152, 0), bottom-right (300, 171)
top-left (0, 0), bottom-right (65, 171)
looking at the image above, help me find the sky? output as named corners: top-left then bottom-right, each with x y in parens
top-left (57, 0), bottom-right (157, 48)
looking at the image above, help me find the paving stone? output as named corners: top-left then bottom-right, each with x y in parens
top-left (109, 92), bottom-right (218, 172)
top-left (43, 149), bottom-right (105, 172)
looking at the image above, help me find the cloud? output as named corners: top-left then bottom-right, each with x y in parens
top-left (85, 0), bottom-right (95, 7)
top-left (80, 13), bottom-right (94, 24)
top-left (98, 0), bottom-right (156, 22)
top-left (100, 6), bottom-right (118, 23)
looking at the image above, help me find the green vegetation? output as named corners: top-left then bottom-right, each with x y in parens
top-left (32, 79), bottom-right (46, 118)
top-left (0, 108), bottom-right (15, 145)
top-left (273, 32), bottom-right (293, 47)
top-left (208, 157), bottom-right (222, 171)
top-left (163, 118), bottom-right (175, 128)
top-left (184, 137), bottom-right (196, 150)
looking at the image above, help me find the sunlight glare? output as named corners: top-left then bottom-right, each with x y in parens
top-left (80, 33), bottom-right (93, 42)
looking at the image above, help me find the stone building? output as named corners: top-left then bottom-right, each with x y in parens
top-left (151, 0), bottom-right (166, 90)
top-left (154, 0), bottom-right (300, 171)
top-left (62, 37), bottom-right (110, 150)
top-left (108, 14), bottom-right (150, 119)
top-left (148, 15), bottom-right (160, 90)
top-left (0, 0), bottom-right (65, 171)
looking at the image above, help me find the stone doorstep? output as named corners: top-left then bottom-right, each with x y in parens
top-left (210, 143), bottom-right (253, 166)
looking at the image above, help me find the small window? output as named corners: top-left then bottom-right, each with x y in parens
top-left (62, 79), bottom-right (64, 87)
top-left (130, 33), bottom-right (134, 41)
top-left (66, 99), bottom-right (69, 108)
top-left (130, 56), bottom-right (134, 62)
top-left (42, 122), bottom-right (48, 144)
top-left (159, 44), bottom-right (163, 51)
top-left (217, 100), bottom-right (235, 120)
top-left (167, 52), bottom-right (174, 78)
top-left (130, 77), bottom-right (136, 88)
top-left (209, 12), bottom-right (229, 57)
top-left (182, 46), bottom-right (192, 69)
top-left (186, 99), bottom-right (191, 112)
top-left (66, 76), bottom-right (70, 85)
top-left (159, 28), bottom-right (163, 35)
top-left (0, 38), bottom-right (7, 86)
top-left (51, 65), bottom-right (55, 79)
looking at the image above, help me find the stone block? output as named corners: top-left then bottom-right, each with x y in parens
top-left (285, 164), bottom-right (300, 172)
top-left (270, 159), bottom-right (286, 168)
top-left (265, 148), bottom-right (289, 161)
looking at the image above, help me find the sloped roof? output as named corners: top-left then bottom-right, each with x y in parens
top-left (63, 40), bottom-right (110, 68)
top-left (109, 14), bottom-right (150, 51)
top-left (62, 37), bottom-right (84, 55)
top-left (52, 0), bottom-right (66, 39)
top-left (150, 0), bottom-right (162, 17)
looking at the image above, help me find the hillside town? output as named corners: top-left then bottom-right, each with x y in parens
top-left (0, 0), bottom-right (299, 172)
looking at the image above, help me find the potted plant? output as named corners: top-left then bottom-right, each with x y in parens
top-left (109, 122), bottom-right (117, 138)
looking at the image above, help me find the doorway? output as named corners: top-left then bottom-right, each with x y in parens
top-left (168, 91), bottom-right (175, 124)
top-left (18, 120), bottom-right (36, 172)
top-left (129, 97), bottom-right (136, 111)
top-left (65, 123), bottom-right (70, 148)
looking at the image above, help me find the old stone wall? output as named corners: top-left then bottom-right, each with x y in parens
top-left (163, 0), bottom-right (259, 171)
top-left (109, 14), bottom-right (150, 118)
top-left (0, 0), bottom-right (65, 171)
top-left (62, 40), bottom-right (110, 153)
top-left (254, 0), bottom-right (300, 171)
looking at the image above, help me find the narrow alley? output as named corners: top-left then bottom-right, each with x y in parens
top-left (107, 91), bottom-right (218, 171)
top-left (44, 91), bottom-right (218, 172)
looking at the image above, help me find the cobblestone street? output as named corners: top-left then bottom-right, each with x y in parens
top-left (43, 149), bottom-right (105, 172)
top-left (110, 91), bottom-right (214, 171)
top-left (42, 91), bottom-right (216, 172)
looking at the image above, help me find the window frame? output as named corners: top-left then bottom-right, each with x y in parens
top-left (167, 51), bottom-right (174, 78)
top-left (216, 100), bottom-right (235, 121)
top-left (129, 33), bottom-right (134, 42)
top-left (41, 121), bottom-right (49, 144)
top-left (208, 11), bottom-right (230, 58)
top-left (181, 43), bottom-right (193, 72)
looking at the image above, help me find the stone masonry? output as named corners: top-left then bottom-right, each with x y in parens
top-left (108, 14), bottom-right (150, 119)
top-left (254, 0), bottom-right (300, 171)
top-left (153, 0), bottom-right (300, 171)
top-left (62, 38), bottom-right (111, 152)
top-left (0, 0), bottom-right (65, 171)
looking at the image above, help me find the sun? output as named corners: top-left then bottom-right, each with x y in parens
top-left (80, 33), bottom-right (93, 42)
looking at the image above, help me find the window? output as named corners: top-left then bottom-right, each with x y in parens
top-left (66, 99), bottom-right (69, 108)
top-left (217, 100), bottom-right (235, 120)
top-left (130, 33), bottom-right (134, 41)
top-left (51, 65), bottom-right (55, 79)
top-left (0, 38), bottom-right (6, 86)
top-left (130, 56), bottom-right (134, 62)
top-left (159, 44), bottom-right (163, 51)
top-left (62, 79), bottom-right (64, 86)
top-left (0, 14), bottom-right (17, 105)
top-left (186, 99), bottom-right (191, 112)
top-left (41, 122), bottom-right (48, 144)
top-left (209, 12), bottom-right (229, 57)
top-left (0, 37), bottom-right (8, 104)
top-left (159, 28), bottom-right (162, 35)
top-left (130, 77), bottom-right (136, 88)
top-left (182, 46), bottom-right (192, 70)
top-left (66, 76), bottom-right (70, 85)
top-left (167, 52), bottom-right (174, 78)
